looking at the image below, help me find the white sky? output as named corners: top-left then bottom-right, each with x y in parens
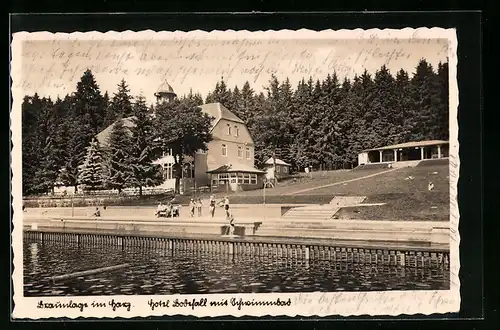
top-left (14, 31), bottom-right (450, 105)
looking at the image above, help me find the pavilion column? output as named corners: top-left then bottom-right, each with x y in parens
top-left (379, 150), bottom-right (383, 163)
top-left (437, 145), bottom-right (442, 158)
top-left (393, 149), bottom-right (398, 162)
top-left (420, 147), bottom-right (425, 160)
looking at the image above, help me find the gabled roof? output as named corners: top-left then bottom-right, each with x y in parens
top-left (264, 157), bottom-right (291, 166)
top-left (200, 103), bottom-right (245, 127)
top-left (96, 116), bottom-right (135, 147)
top-left (363, 140), bottom-right (449, 152)
top-left (96, 103), bottom-right (247, 146)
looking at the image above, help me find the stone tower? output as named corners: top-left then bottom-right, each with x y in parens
top-left (154, 80), bottom-right (177, 103)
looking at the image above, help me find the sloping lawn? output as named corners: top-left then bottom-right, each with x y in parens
top-left (328, 164), bottom-right (450, 221)
top-left (232, 168), bottom-right (391, 197)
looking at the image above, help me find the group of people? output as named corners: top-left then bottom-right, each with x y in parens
top-left (155, 201), bottom-right (180, 218)
top-left (188, 195), bottom-right (231, 219)
top-left (156, 194), bottom-right (235, 234)
top-left (188, 198), bottom-right (204, 217)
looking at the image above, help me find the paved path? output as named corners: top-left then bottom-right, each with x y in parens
top-left (285, 168), bottom-right (399, 195)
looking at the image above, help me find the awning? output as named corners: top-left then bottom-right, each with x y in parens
top-left (363, 140), bottom-right (449, 152)
top-left (206, 164), bottom-right (266, 174)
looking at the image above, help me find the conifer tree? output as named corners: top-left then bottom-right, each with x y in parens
top-left (73, 69), bottom-right (106, 134)
top-left (33, 97), bottom-right (69, 193)
top-left (394, 69), bottom-right (413, 143)
top-left (21, 94), bottom-right (42, 194)
top-left (372, 65), bottom-right (397, 146)
top-left (78, 138), bottom-right (105, 191)
top-left (128, 94), bottom-right (163, 196)
top-left (205, 77), bottom-right (232, 107)
top-left (106, 118), bottom-right (132, 193)
top-left (109, 79), bottom-right (134, 120)
top-left (240, 81), bottom-right (256, 124)
top-left (410, 59), bottom-right (443, 141)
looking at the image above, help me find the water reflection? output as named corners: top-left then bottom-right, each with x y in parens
top-left (23, 239), bottom-right (450, 296)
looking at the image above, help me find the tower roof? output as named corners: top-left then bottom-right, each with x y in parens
top-left (155, 80), bottom-right (176, 97)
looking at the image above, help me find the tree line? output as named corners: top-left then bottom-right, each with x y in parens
top-left (21, 58), bottom-right (448, 196)
top-left (206, 58), bottom-right (449, 170)
top-left (22, 70), bottom-right (212, 196)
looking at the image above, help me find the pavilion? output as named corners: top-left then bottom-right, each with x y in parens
top-left (358, 140), bottom-right (449, 165)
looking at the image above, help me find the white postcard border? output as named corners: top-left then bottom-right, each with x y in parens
top-left (11, 27), bottom-right (460, 319)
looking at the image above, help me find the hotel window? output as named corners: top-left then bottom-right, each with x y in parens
top-left (230, 173), bottom-right (237, 184)
top-left (283, 166), bottom-right (288, 173)
top-left (250, 174), bottom-right (257, 185)
top-left (164, 163), bottom-right (173, 180)
top-left (222, 144), bottom-right (227, 156)
top-left (162, 148), bottom-right (172, 157)
top-left (217, 173), bottom-right (229, 185)
top-left (234, 126), bottom-right (239, 137)
top-left (237, 146), bottom-right (243, 158)
top-left (227, 124), bottom-right (231, 135)
top-left (245, 147), bottom-right (251, 160)
top-left (243, 173), bottom-right (250, 184)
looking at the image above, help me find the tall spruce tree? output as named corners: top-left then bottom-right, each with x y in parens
top-left (317, 73), bottom-right (342, 169)
top-left (60, 111), bottom-right (94, 192)
top-left (78, 138), bottom-right (105, 191)
top-left (21, 94), bottom-right (42, 194)
top-left (33, 97), bottom-right (70, 194)
top-left (394, 69), bottom-right (413, 143)
top-left (128, 94), bottom-right (163, 196)
top-left (109, 79), bottom-right (134, 120)
top-left (102, 91), bottom-right (114, 128)
top-left (372, 65), bottom-right (397, 146)
top-left (337, 77), bottom-right (354, 167)
top-left (291, 78), bottom-right (315, 170)
top-left (240, 81), bottom-right (257, 124)
top-left (205, 77), bottom-right (232, 107)
top-left (410, 59), bottom-right (441, 141)
top-left (105, 118), bottom-right (132, 193)
top-left (73, 69), bottom-right (106, 134)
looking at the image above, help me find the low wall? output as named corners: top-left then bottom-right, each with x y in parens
top-left (23, 204), bottom-right (286, 219)
top-left (23, 215), bottom-right (450, 249)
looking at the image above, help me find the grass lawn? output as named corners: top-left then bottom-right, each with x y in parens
top-left (232, 167), bottom-right (390, 197)
top-left (329, 164), bottom-right (450, 221)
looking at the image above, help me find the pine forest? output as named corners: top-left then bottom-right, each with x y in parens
top-left (21, 59), bottom-right (449, 196)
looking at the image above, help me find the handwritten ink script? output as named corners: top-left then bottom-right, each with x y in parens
top-left (37, 298), bottom-right (132, 312)
top-left (34, 296), bottom-right (292, 314)
top-left (13, 34), bottom-right (450, 100)
top-left (148, 297), bottom-right (292, 311)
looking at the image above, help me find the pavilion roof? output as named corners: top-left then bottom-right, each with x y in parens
top-left (363, 140), bottom-right (449, 152)
top-left (206, 163), bottom-right (265, 174)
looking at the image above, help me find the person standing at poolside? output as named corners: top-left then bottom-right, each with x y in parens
top-left (209, 194), bottom-right (216, 218)
top-left (189, 198), bottom-right (196, 217)
top-left (196, 198), bottom-right (203, 217)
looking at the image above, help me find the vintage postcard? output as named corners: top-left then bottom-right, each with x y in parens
top-left (11, 27), bottom-right (460, 319)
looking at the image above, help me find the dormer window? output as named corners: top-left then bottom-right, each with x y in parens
top-left (227, 124), bottom-right (231, 135)
top-left (234, 126), bottom-right (239, 137)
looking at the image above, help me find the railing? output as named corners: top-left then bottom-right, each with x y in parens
top-left (24, 230), bottom-right (450, 270)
